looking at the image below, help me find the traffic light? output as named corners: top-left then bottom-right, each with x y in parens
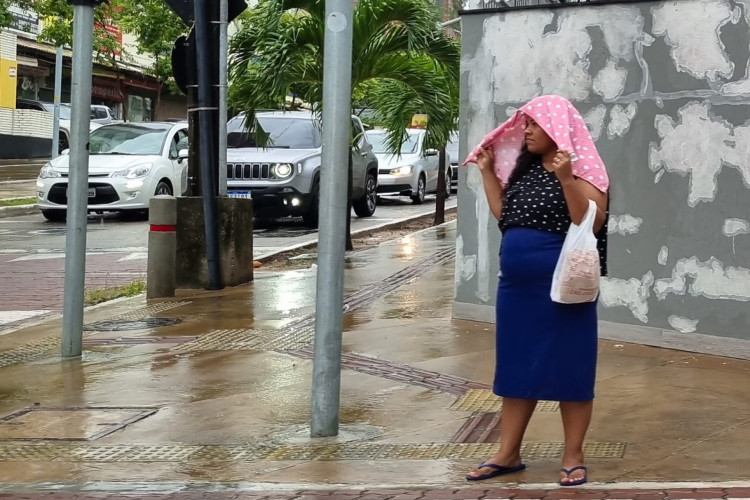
top-left (164, 0), bottom-right (247, 24)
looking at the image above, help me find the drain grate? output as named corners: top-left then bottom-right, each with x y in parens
top-left (83, 317), bottom-right (182, 332)
top-left (451, 390), bottom-right (559, 413)
top-left (0, 441), bottom-right (626, 462)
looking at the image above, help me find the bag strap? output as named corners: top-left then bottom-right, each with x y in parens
top-left (581, 199), bottom-right (597, 231)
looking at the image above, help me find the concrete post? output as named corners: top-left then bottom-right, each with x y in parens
top-left (147, 195), bottom-right (177, 299)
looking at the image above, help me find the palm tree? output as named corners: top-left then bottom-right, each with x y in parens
top-left (229, 0), bottom-right (459, 237)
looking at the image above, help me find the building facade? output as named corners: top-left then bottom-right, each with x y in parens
top-left (455, 0), bottom-right (750, 358)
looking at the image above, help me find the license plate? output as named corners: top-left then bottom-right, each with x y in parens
top-left (66, 188), bottom-right (96, 198)
top-left (228, 191), bottom-right (251, 199)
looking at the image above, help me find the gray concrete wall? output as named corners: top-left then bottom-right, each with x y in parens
top-left (454, 0), bottom-right (750, 350)
top-left (176, 197), bottom-right (254, 289)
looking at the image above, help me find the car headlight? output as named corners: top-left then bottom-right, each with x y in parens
top-left (390, 165), bottom-right (414, 176)
top-left (111, 164), bottom-right (152, 179)
top-left (39, 164), bottom-right (62, 179)
top-left (272, 163), bottom-right (293, 179)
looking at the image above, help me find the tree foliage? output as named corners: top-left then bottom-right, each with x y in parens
top-left (114, 0), bottom-right (187, 91)
top-left (4, 0), bottom-right (186, 94)
top-left (229, 0), bottom-right (460, 154)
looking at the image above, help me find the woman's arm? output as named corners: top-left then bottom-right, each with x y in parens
top-left (551, 150), bottom-right (608, 232)
top-left (477, 147), bottom-right (505, 220)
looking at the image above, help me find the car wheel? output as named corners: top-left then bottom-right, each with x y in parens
top-left (353, 172), bottom-right (377, 217)
top-left (302, 180), bottom-right (320, 228)
top-left (411, 174), bottom-right (426, 205)
top-left (445, 169), bottom-right (452, 199)
top-left (154, 180), bottom-right (173, 196)
top-left (41, 209), bottom-right (66, 222)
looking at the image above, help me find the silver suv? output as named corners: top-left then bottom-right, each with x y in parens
top-left (226, 110), bottom-right (379, 227)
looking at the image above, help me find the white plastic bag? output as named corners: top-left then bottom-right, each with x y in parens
top-left (551, 199), bottom-right (600, 304)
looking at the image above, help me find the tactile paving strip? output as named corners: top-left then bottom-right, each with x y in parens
top-left (0, 301), bottom-right (193, 369)
top-left (451, 390), bottom-right (559, 412)
top-left (172, 329), bottom-right (275, 352)
top-left (111, 301), bottom-right (192, 321)
top-left (0, 441), bottom-right (626, 462)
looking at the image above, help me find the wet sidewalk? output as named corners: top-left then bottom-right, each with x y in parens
top-left (0, 221), bottom-right (749, 498)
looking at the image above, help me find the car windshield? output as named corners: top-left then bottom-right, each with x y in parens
top-left (227, 115), bottom-right (322, 149)
top-left (89, 125), bottom-right (168, 155)
top-left (42, 103), bottom-right (72, 120)
top-left (366, 131), bottom-right (420, 155)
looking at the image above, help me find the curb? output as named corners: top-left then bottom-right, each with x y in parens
top-left (255, 205), bottom-right (457, 263)
top-left (0, 203), bottom-right (37, 219)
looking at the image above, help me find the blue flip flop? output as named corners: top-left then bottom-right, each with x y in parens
top-left (466, 462), bottom-right (526, 481)
top-left (559, 465), bottom-right (588, 486)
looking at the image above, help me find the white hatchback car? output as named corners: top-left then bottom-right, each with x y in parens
top-left (36, 122), bottom-right (189, 221)
top-left (365, 128), bottom-right (451, 204)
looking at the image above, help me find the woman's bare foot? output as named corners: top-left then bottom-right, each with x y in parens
top-left (466, 451), bottom-right (524, 480)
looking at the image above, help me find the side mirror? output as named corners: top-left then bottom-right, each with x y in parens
top-left (178, 148), bottom-right (189, 160)
top-left (425, 148), bottom-right (439, 157)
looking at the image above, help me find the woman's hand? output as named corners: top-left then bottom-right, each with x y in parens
top-left (477, 146), bottom-right (494, 173)
top-left (551, 149), bottom-right (574, 184)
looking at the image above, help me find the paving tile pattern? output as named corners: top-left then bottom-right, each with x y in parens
top-left (1, 486), bottom-right (750, 499)
top-left (0, 301), bottom-right (192, 368)
top-left (0, 441), bottom-right (625, 462)
top-left (286, 347), bottom-right (491, 395)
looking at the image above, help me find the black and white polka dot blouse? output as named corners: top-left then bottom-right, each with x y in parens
top-left (498, 163), bottom-right (609, 275)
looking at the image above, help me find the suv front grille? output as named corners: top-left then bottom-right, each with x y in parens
top-left (228, 163), bottom-right (273, 180)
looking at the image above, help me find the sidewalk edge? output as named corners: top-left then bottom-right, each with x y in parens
top-left (255, 205), bottom-right (457, 263)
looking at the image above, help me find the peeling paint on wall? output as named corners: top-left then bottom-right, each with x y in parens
top-left (654, 257), bottom-right (750, 301)
top-left (608, 214), bottom-right (644, 235)
top-left (608, 104), bottom-right (638, 138)
top-left (723, 218), bottom-right (750, 237)
top-left (455, 235), bottom-right (478, 299)
top-left (649, 102), bottom-right (731, 206)
top-left (584, 105), bottom-right (607, 141)
top-left (668, 315), bottom-right (699, 333)
top-left (457, 0), bottom-right (750, 341)
top-left (658, 246), bottom-right (669, 265)
top-left (600, 272), bottom-right (654, 323)
top-left (651, 0), bottom-right (735, 82)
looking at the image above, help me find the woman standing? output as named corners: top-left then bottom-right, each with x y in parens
top-left (463, 95), bottom-right (609, 486)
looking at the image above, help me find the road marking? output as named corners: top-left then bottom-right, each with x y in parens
top-left (117, 252), bottom-right (148, 262)
top-left (0, 310), bottom-right (52, 326)
top-left (9, 252), bottom-right (106, 262)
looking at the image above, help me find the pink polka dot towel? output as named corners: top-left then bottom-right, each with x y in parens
top-left (462, 95), bottom-right (609, 193)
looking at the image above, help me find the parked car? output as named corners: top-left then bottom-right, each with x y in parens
top-left (36, 121), bottom-right (189, 221)
top-left (225, 110), bottom-right (379, 227)
top-left (446, 131), bottom-right (459, 193)
top-left (16, 98), bottom-right (108, 154)
top-left (365, 128), bottom-right (452, 204)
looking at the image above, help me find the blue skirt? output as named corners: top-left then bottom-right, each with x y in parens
top-left (494, 227), bottom-right (598, 401)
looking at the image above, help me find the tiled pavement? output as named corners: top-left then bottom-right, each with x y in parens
top-left (2, 486), bottom-right (750, 499)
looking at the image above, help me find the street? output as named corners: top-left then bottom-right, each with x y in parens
top-left (0, 195), bottom-right (456, 328)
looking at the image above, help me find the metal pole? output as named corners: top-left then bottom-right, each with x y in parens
top-left (310, 0), bottom-right (354, 438)
top-left (61, 4), bottom-right (95, 358)
top-left (217, 0), bottom-right (228, 196)
top-left (51, 46), bottom-right (63, 158)
top-left (194, 0), bottom-right (223, 289)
